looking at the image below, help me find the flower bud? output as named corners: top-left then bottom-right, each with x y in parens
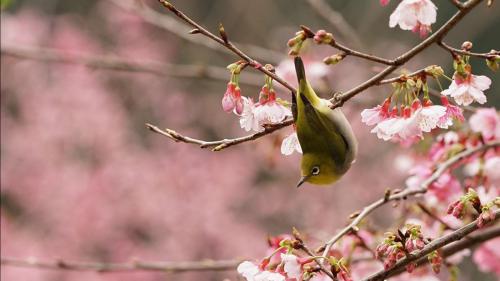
top-left (425, 65), bottom-right (444, 77)
top-left (323, 53), bottom-right (345, 65)
top-left (486, 55), bottom-right (500, 71)
top-left (461, 41), bottom-right (473, 51)
top-left (313, 30), bottom-right (334, 44)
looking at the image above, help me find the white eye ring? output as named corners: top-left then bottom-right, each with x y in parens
top-left (311, 166), bottom-right (320, 175)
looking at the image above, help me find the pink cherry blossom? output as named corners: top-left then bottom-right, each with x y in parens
top-left (469, 108), bottom-right (500, 140)
top-left (361, 98), bottom-right (391, 126)
top-left (281, 253), bottom-right (302, 279)
top-left (237, 261), bottom-right (286, 281)
top-left (438, 96), bottom-right (464, 128)
top-left (415, 104), bottom-right (447, 132)
top-left (240, 87), bottom-right (291, 132)
top-left (389, 0), bottom-right (437, 37)
top-left (281, 131), bottom-right (302, 156)
top-left (441, 74), bottom-right (492, 106)
top-left (221, 82), bottom-right (244, 114)
top-left (473, 237), bottom-right (500, 277)
top-left (238, 261), bottom-right (261, 280)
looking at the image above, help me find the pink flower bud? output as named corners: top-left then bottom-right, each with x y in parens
top-left (222, 93), bottom-right (235, 112)
top-left (380, 0), bottom-right (390, 6)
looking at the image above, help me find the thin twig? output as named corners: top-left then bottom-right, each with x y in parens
top-left (321, 140), bottom-right (499, 259)
top-left (361, 210), bottom-right (500, 281)
top-left (0, 257), bottom-right (242, 273)
top-left (328, 40), bottom-right (395, 65)
top-left (328, 0), bottom-right (484, 109)
top-left (305, 0), bottom-right (364, 48)
top-left (300, 244), bottom-right (337, 280)
top-left (108, 0), bottom-right (283, 64)
top-left (438, 41), bottom-right (500, 59)
top-left (0, 45), bottom-right (262, 87)
top-left (157, 0), bottom-right (296, 93)
top-left (146, 119), bottom-right (294, 151)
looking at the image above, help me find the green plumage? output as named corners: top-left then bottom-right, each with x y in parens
top-left (293, 57), bottom-right (358, 186)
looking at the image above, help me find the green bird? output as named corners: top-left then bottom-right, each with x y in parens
top-left (293, 57), bottom-right (358, 187)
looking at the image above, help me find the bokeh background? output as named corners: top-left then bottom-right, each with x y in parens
top-left (1, 0), bottom-right (498, 280)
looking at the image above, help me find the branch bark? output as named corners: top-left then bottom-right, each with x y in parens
top-left (362, 210), bottom-right (500, 281)
top-left (384, 224), bottom-right (500, 278)
top-left (146, 119), bottom-right (294, 151)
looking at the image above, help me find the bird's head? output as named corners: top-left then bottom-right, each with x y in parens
top-left (297, 153), bottom-right (340, 187)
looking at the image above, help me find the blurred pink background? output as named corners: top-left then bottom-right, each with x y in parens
top-left (1, 0), bottom-right (498, 280)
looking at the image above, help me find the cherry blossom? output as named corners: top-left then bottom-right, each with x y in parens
top-left (221, 82), bottom-right (244, 114)
top-left (469, 108), bottom-right (500, 140)
top-left (240, 87), bottom-right (291, 132)
top-left (237, 261), bottom-right (286, 281)
top-left (388, 0), bottom-right (437, 37)
top-left (281, 253), bottom-right (302, 279)
top-left (437, 96), bottom-right (464, 129)
top-left (441, 74), bottom-right (492, 106)
top-left (281, 131), bottom-right (303, 156)
top-left (360, 98), bottom-right (392, 126)
top-left (369, 100), bottom-right (446, 142)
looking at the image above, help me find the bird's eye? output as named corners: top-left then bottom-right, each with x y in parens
top-left (311, 166), bottom-right (320, 175)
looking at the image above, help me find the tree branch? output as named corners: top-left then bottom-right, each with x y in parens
top-left (438, 41), bottom-right (500, 59)
top-left (362, 210), bottom-right (500, 281)
top-left (321, 140), bottom-right (499, 259)
top-left (0, 44), bottom-right (262, 87)
top-left (0, 257), bottom-right (242, 273)
top-left (328, 40), bottom-right (395, 65)
top-left (328, 0), bottom-right (484, 109)
top-left (146, 119), bottom-right (294, 151)
top-left (157, 0), bottom-right (296, 93)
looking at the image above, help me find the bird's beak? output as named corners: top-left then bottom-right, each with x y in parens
top-left (296, 175), bottom-right (310, 188)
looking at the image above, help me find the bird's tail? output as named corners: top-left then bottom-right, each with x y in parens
top-left (294, 56), bottom-right (306, 93)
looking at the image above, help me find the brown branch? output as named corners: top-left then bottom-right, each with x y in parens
top-left (377, 68), bottom-right (428, 85)
top-left (438, 41), bottom-right (500, 59)
top-left (328, 40), bottom-right (395, 65)
top-left (361, 210), bottom-right (500, 281)
top-left (146, 119), bottom-right (294, 151)
top-left (1, 44), bottom-right (263, 87)
top-left (385, 224), bottom-right (500, 278)
top-left (321, 140), bottom-right (499, 259)
top-left (328, 0), bottom-right (484, 109)
top-left (305, 0), bottom-right (364, 49)
top-left (449, 0), bottom-right (467, 9)
top-left (108, 0), bottom-right (283, 64)
top-left (157, 0), bottom-right (296, 93)
top-left (0, 257), bottom-right (242, 273)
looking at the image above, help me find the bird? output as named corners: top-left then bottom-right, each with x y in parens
top-left (292, 56), bottom-right (358, 187)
